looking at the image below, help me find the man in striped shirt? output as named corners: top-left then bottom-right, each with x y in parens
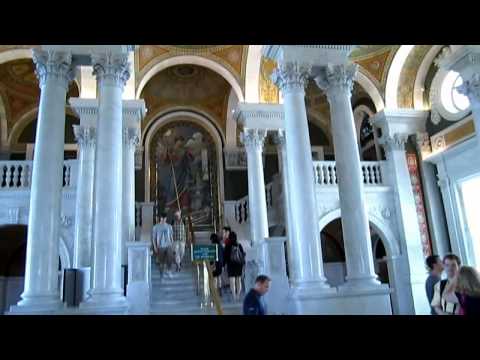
top-left (172, 210), bottom-right (188, 272)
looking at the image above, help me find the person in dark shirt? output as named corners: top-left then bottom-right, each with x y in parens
top-left (425, 255), bottom-right (443, 315)
top-left (243, 275), bottom-right (271, 315)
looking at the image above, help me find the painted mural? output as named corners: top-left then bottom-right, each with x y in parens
top-left (150, 121), bottom-right (217, 230)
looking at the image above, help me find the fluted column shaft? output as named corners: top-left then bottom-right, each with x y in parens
top-left (73, 125), bottom-right (96, 268)
top-left (315, 64), bottom-right (379, 288)
top-left (272, 62), bottom-right (329, 291)
top-left (84, 53), bottom-right (130, 306)
top-left (16, 50), bottom-right (74, 311)
top-left (241, 129), bottom-right (269, 245)
top-left (122, 127), bottom-right (140, 265)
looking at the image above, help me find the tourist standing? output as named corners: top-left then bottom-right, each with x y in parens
top-left (152, 212), bottom-right (174, 278)
top-left (172, 210), bottom-right (188, 272)
top-left (425, 255), bottom-right (443, 315)
top-left (224, 231), bottom-right (245, 302)
top-left (444, 266), bottom-right (480, 316)
top-left (243, 275), bottom-right (271, 315)
top-left (210, 233), bottom-right (224, 296)
top-left (431, 254), bottom-right (461, 315)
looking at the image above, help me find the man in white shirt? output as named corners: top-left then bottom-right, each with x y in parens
top-left (431, 253), bottom-right (461, 315)
top-left (152, 212), bottom-right (174, 278)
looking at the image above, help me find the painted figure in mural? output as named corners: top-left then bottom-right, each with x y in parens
top-left (154, 125), bottom-right (214, 228)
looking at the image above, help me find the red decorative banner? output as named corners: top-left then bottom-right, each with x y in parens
top-left (407, 153), bottom-right (432, 258)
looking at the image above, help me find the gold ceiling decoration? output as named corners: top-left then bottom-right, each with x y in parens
top-left (136, 45), bottom-right (247, 92)
top-left (259, 57), bottom-right (279, 104)
top-left (140, 64), bottom-right (230, 134)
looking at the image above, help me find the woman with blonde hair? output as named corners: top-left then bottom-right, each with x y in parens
top-left (445, 266), bottom-right (480, 315)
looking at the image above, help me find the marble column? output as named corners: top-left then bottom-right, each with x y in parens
top-left (273, 129), bottom-right (294, 277)
top-left (81, 52), bottom-right (130, 309)
top-left (314, 64), bottom-right (379, 288)
top-left (122, 127), bottom-right (140, 265)
top-left (271, 62), bottom-right (330, 292)
top-left (13, 50), bottom-right (74, 312)
top-left (415, 132), bottom-right (450, 257)
top-left (240, 128), bottom-right (269, 245)
top-left (72, 125), bottom-right (96, 268)
top-left (383, 134), bottom-right (430, 314)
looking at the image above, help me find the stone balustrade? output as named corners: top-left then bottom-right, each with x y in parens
top-left (1, 160), bottom-right (78, 190)
top-left (313, 161), bottom-right (387, 186)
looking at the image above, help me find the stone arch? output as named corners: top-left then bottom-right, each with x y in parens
top-left (356, 69), bottom-right (385, 112)
top-left (8, 107), bottom-right (78, 147)
top-left (385, 45), bottom-right (416, 109)
top-left (413, 45), bottom-right (444, 110)
top-left (318, 208), bottom-right (400, 257)
top-left (142, 108), bottom-right (225, 206)
top-left (136, 55), bottom-right (244, 102)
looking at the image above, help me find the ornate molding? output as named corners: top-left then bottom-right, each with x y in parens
top-left (8, 207), bottom-right (20, 224)
top-left (271, 61), bottom-right (311, 95)
top-left (240, 129), bottom-right (267, 150)
top-left (73, 125), bottom-right (96, 148)
top-left (415, 132), bottom-right (432, 154)
top-left (383, 133), bottom-right (409, 152)
top-left (32, 49), bottom-right (75, 89)
top-left (92, 52), bottom-right (130, 88)
top-left (60, 215), bottom-right (73, 228)
top-left (314, 63), bottom-right (357, 99)
top-left (123, 127), bottom-right (140, 148)
top-left (457, 73), bottom-right (480, 104)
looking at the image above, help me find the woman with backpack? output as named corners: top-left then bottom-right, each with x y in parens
top-left (224, 231), bottom-right (245, 302)
top-left (210, 233), bottom-right (224, 296)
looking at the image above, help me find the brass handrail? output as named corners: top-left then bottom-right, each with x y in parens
top-left (188, 215), bottom-right (223, 315)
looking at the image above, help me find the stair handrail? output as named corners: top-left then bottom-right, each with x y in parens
top-left (188, 214), bottom-right (224, 315)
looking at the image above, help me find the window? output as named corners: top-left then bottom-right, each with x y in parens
top-left (459, 175), bottom-right (480, 269)
top-left (441, 71), bottom-right (470, 114)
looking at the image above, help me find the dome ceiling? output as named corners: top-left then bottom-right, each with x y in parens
top-left (140, 64), bottom-right (231, 133)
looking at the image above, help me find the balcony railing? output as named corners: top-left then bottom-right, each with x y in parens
top-left (0, 160), bottom-right (78, 191)
top-left (313, 161), bottom-right (386, 186)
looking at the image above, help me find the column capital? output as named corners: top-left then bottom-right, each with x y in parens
top-left (272, 129), bottom-right (287, 149)
top-left (123, 127), bottom-right (140, 149)
top-left (240, 129), bottom-right (267, 150)
top-left (92, 52), bottom-right (130, 88)
top-left (383, 133), bottom-right (409, 153)
top-left (73, 125), bottom-right (96, 148)
top-left (313, 63), bottom-right (357, 99)
top-left (271, 61), bottom-right (311, 95)
top-left (32, 49), bottom-right (75, 89)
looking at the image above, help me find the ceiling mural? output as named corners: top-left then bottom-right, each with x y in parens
top-left (136, 45), bottom-right (247, 92)
top-left (140, 64), bottom-right (231, 134)
top-left (0, 59), bottom-right (78, 132)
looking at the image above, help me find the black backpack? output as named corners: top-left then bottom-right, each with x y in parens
top-left (230, 244), bottom-right (245, 265)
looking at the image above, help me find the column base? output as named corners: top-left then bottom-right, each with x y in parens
top-left (9, 293), bottom-right (63, 315)
top-left (79, 289), bottom-right (128, 314)
top-left (339, 275), bottom-right (383, 292)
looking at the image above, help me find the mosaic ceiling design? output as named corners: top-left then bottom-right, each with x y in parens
top-left (140, 64), bottom-right (230, 133)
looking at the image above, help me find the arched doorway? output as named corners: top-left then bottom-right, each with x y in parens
top-left (320, 219), bottom-right (392, 289)
top-left (145, 117), bottom-right (222, 232)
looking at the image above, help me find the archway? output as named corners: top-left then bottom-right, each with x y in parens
top-left (143, 111), bottom-right (224, 232)
top-left (319, 218), bottom-right (393, 290)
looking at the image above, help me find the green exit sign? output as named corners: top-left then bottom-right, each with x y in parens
top-left (191, 244), bottom-right (218, 262)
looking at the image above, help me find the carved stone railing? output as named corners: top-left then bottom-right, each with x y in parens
top-left (313, 161), bottom-right (387, 186)
top-left (0, 160), bottom-right (78, 191)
